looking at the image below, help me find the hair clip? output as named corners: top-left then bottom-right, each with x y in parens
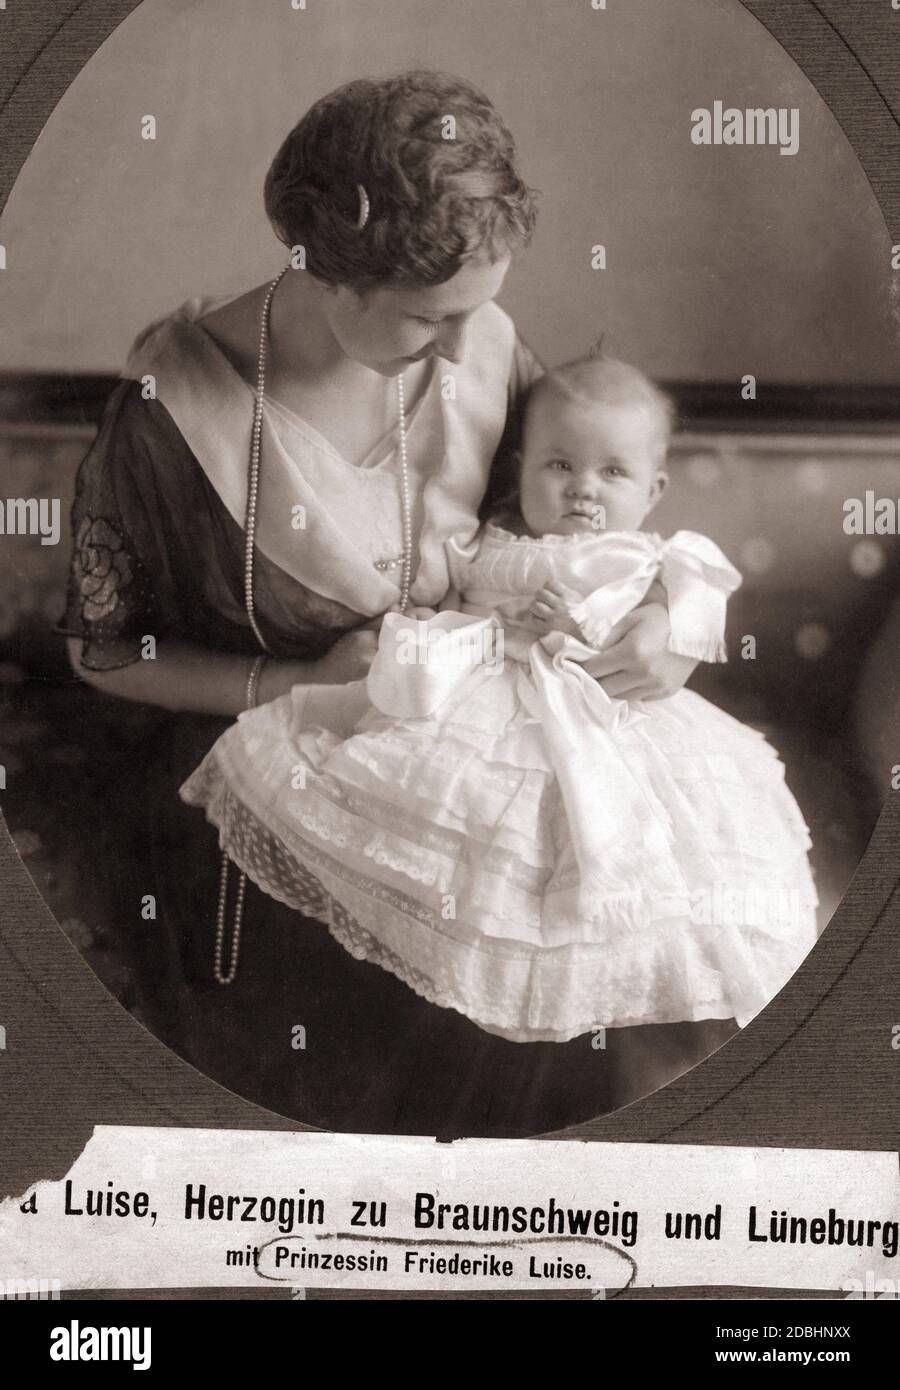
top-left (356, 183), bottom-right (370, 231)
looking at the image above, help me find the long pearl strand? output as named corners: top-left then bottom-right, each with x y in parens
top-left (214, 268), bottom-right (413, 985)
top-left (395, 372), bottom-right (412, 613)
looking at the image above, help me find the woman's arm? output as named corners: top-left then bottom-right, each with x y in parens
top-left (61, 381), bottom-right (388, 715)
top-left (529, 577), bottom-right (699, 700)
top-left (67, 628), bottom-right (379, 717)
top-left (585, 605), bottom-right (699, 700)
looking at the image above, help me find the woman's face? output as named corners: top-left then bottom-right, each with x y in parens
top-left (325, 251), bottom-right (512, 377)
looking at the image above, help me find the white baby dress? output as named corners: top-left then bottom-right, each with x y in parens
top-left (181, 525), bottom-right (820, 1041)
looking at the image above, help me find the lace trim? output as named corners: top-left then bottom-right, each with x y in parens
top-left (185, 740), bottom-right (816, 949)
top-left (182, 698), bottom-right (817, 946)
top-left (67, 512), bottom-right (159, 659)
top-left (187, 770), bottom-right (820, 1039)
top-left (483, 521), bottom-right (661, 550)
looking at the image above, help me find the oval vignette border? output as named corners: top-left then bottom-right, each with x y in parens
top-left (0, 0), bottom-right (898, 1203)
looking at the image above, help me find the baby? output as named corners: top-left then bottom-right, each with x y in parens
top-left (473, 356), bottom-right (673, 643)
top-left (182, 354), bottom-right (819, 1043)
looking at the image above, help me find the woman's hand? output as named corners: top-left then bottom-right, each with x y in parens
top-left (308, 627), bottom-right (380, 685)
top-left (586, 601), bottom-right (699, 700)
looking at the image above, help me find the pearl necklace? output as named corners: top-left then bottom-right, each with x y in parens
top-left (214, 266), bottom-right (413, 985)
top-left (392, 372), bottom-right (413, 612)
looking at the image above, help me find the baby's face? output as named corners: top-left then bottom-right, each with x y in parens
top-left (517, 394), bottom-right (668, 537)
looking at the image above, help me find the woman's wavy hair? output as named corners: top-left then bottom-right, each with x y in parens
top-left (264, 69), bottom-right (539, 292)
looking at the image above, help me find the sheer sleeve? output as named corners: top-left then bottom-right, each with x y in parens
top-left (56, 381), bottom-right (186, 671)
top-left (509, 331), bottom-right (545, 398)
top-left (658, 530), bottom-right (742, 663)
top-left (444, 531), bottom-right (483, 596)
top-left (478, 329), bottom-right (547, 523)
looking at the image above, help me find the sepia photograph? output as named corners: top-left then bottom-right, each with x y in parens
top-left (1, 0), bottom-right (898, 1145)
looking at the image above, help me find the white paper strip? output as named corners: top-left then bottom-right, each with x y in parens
top-left (1, 1127), bottom-right (897, 1294)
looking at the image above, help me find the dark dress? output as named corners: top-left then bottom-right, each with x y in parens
top-left (56, 335), bottom-right (633, 1139)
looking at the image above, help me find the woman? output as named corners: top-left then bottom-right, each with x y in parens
top-left (59, 70), bottom-right (720, 1137)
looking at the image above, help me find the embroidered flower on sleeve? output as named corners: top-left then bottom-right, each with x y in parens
top-left (76, 516), bottom-right (134, 622)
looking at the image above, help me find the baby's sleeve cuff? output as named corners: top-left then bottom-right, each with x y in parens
top-left (660, 531), bottom-right (741, 664)
top-left (666, 629), bottom-right (729, 663)
top-left (568, 592), bottom-right (613, 650)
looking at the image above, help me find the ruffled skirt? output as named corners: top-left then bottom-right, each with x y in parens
top-left (180, 663), bottom-right (819, 1041)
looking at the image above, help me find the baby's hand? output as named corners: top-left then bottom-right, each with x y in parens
top-left (530, 581), bottom-right (586, 638)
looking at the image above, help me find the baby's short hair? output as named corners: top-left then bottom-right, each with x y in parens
top-left (523, 352), bottom-right (676, 460)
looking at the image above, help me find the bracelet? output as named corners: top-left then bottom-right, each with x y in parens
top-left (245, 653), bottom-right (268, 710)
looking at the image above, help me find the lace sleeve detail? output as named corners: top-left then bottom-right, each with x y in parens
top-left (56, 382), bottom-right (165, 671)
top-left (61, 514), bottom-right (158, 668)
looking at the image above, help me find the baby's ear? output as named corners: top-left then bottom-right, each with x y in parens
top-left (647, 470), bottom-right (669, 510)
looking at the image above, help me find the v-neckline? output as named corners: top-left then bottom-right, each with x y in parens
top-left (190, 305), bottom-right (436, 472)
top-left (262, 362), bottom-right (436, 472)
